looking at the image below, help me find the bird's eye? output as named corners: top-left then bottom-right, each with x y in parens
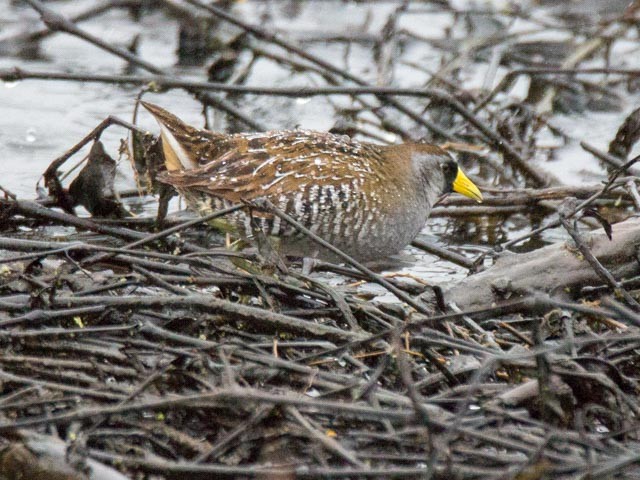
top-left (441, 163), bottom-right (452, 172)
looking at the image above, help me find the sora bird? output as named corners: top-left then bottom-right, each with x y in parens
top-left (141, 101), bottom-right (482, 262)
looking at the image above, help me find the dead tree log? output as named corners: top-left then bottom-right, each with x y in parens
top-left (444, 217), bottom-right (640, 310)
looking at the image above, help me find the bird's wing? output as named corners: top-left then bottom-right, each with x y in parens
top-left (159, 130), bottom-right (387, 203)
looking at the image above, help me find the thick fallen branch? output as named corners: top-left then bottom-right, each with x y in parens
top-left (444, 217), bottom-right (640, 310)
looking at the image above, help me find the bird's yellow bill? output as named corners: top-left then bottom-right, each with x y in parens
top-left (453, 169), bottom-right (483, 202)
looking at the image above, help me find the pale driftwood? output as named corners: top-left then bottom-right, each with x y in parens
top-left (0, 430), bottom-right (130, 480)
top-left (444, 217), bottom-right (640, 310)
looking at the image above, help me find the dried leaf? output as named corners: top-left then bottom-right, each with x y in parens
top-left (68, 141), bottom-right (128, 218)
top-left (609, 106), bottom-right (640, 160)
top-left (582, 207), bottom-right (612, 240)
top-left (128, 130), bottom-right (165, 193)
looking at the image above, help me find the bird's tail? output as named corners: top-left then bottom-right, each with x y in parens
top-left (140, 101), bottom-right (202, 172)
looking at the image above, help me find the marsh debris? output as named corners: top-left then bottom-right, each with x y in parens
top-left (2, 0), bottom-right (640, 478)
